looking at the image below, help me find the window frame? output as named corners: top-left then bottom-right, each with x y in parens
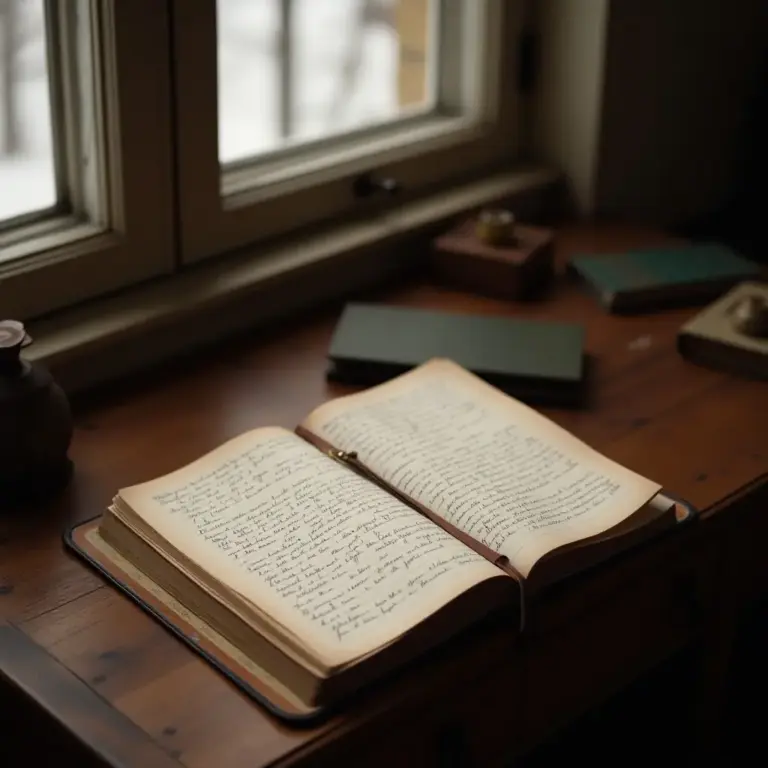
top-left (173, 0), bottom-right (524, 263)
top-left (0, 0), bottom-right (175, 321)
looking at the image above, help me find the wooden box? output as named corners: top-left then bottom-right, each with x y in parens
top-left (431, 218), bottom-right (555, 300)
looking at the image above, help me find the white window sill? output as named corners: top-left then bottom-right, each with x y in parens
top-left (26, 166), bottom-right (560, 395)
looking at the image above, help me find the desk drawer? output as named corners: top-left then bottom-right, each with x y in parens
top-left (316, 665), bottom-right (523, 768)
top-left (521, 564), bottom-right (698, 748)
top-left (724, 485), bottom-right (768, 608)
top-left (292, 630), bottom-right (523, 768)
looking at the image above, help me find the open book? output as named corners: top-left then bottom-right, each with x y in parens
top-left (96, 359), bottom-right (689, 711)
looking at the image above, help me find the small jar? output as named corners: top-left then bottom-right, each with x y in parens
top-left (476, 209), bottom-right (517, 246)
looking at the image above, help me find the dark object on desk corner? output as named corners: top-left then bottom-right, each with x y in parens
top-left (0, 320), bottom-right (74, 510)
top-left (568, 244), bottom-right (762, 314)
top-left (678, 282), bottom-right (768, 379)
top-left (327, 303), bottom-right (587, 407)
top-left (431, 210), bottom-right (555, 301)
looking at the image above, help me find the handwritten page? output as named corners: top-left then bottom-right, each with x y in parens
top-left (303, 360), bottom-right (660, 577)
top-left (119, 427), bottom-right (502, 665)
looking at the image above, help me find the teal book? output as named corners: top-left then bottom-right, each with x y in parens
top-left (569, 244), bottom-right (760, 313)
top-left (327, 303), bottom-right (586, 406)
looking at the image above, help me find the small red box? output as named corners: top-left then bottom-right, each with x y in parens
top-left (431, 218), bottom-right (555, 300)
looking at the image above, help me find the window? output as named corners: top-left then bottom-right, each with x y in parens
top-left (2, 0), bottom-right (522, 321)
top-left (0, 0), bottom-right (173, 320)
top-left (175, 0), bottom-right (522, 262)
top-left (0, 0), bottom-right (56, 225)
top-left (217, 0), bottom-right (437, 164)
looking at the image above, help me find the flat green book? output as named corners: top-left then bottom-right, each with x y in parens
top-left (327, 303), bottom-right (585, 406)
top-left (569, 244), bottom-right (760, 313)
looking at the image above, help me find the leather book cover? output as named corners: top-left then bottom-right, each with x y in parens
top-left (327, 304), bottom-right (586, 407)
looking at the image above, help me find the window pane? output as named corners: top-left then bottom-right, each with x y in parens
top-left (0, 0), bottom-right (56, 224)
top-left (217, 0), bottom-right (436, 166)
top-left (217, 0), bottom-right (280, 165)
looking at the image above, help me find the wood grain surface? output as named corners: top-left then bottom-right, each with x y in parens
top-left (1, 225), bottom-right (765, 767)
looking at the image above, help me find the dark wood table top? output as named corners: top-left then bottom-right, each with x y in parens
top-left (1, 224), bottom-right (766, 768)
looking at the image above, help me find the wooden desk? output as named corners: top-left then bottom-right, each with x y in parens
top-left (1, 226), bottom-right (766, 767)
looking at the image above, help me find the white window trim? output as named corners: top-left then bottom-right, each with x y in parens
top-left (0, 0), bottom-right (175, 321)
top-left (173, 0), bottom-right (525, 263)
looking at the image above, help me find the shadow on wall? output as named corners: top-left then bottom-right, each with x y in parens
top-left (594, 0), bottom-right (768, 255)
top-left (674, 51), bottom-right (768, 263)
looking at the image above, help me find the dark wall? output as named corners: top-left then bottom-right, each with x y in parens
top-left (596, 0), bottom-right (767, 243)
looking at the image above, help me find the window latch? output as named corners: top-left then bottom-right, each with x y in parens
top-left (352, 172), bottom-right (401, 200)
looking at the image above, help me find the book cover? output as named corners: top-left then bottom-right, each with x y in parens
top-left (327, 304), bottom-right (586, 406)
top-left (570, 244), bottom-right (760, 313)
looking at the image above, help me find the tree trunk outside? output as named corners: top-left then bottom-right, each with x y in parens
top-left (1, 0), bottom-right (20, 155)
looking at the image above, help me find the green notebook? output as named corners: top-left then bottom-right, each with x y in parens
top-left (569, 244), bottom-right (760, 313)
top-left (327, 304), bottom-right (586, 406)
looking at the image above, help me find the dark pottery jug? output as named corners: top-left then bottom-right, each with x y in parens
top-left (0, 320), bottom-right (73, 508)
